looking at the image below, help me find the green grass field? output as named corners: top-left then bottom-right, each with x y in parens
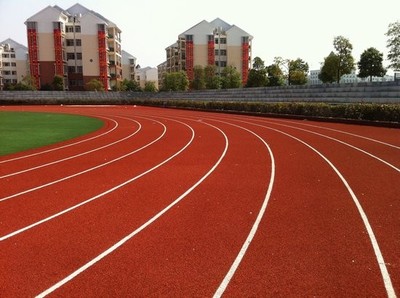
top-left (0, 111), bottom-right (104, 156)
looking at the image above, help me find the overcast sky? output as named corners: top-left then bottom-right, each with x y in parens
top-left (1, 0), bottom-right (399, 73)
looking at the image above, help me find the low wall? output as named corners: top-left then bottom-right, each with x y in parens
top-left (1, 81), bottom-right (400, 104)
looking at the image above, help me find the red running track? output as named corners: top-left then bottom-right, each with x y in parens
top-left (0, 105), bottom-right (399, 297)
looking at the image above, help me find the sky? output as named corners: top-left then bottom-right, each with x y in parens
top-left (1, 0), bottom-right (399, 74)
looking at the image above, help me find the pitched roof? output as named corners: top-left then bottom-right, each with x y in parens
top-left (1, 38), bottom-right (28, 49)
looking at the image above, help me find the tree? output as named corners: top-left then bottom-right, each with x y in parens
top-left (162, 71), bottom-right (189, 91)
top-left (358, 47), bottom-right (386, 81)
top-left (192, 65), bottom-right (206, 90)
top-left (333, 36), bottom-right (355, 83)
top-left (9, 75), bottom-right (37, 90)
top-left (266, 63), bottom-right (285, 86)
top-left (288, 58), bottom-right (309, 85)
top-left (121, 79), bottom-right (142, 91)
top-left (52, 75), bottom-right (64, 90)
top-left (86, 79), bottom-right (104, 91)
top-left (245, 56), bottom-right (268, 87)
top-left (386, 20), bottom-right (400, 70)
top-left (144, 81), bottom-right (157, 92)
top-left (319, 52), bottom-right (339, 83)
top-left (220, 65), bottom-right (241, 89)
top-left (204, 65), bottom-right (221, 89)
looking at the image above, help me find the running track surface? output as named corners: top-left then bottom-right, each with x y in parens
top-left (1, 105), bottom-right (399, 297)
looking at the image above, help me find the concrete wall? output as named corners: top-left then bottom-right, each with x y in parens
top-left (1, 80), bottom-right (399, 103)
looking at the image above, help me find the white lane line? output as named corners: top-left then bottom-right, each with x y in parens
top-left (0, 118), bottom-right (188, 241)
top-left (215, 118), bottom-right (396, 298)
top-left (235, 117), bottom-right (400, 173)
top-left (35, 120), bottom-right (228, 298)
top-left (0, 117), bottom-right (140, 179)
top-left (212, 120), bottom-right (275, 298)
top-left (0, 116), bottom-right (165, 202)
top-left (0, 116), bottom-right (118, 164)
top-left (271, 118), bottom-right (400, 150)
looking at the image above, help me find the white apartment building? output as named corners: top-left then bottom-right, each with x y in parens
top-left (121, 50), bottom-right (136, 82)
top-left (0, 39), bottom-right (28, 90)
top-left (308, 69), bottom-right (394, 85)
top-left (25, 4), bottom-right (123, 90)
top-left (135, 66), bottom-right (158, 90)
top-left (161, 18), bottom-right (253, 86)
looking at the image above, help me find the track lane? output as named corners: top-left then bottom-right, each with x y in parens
top-left (1, 114), bottom-right (229, 296)
top-left (0, 106), bottom-right (398, 297)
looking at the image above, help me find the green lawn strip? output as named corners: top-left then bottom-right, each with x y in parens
top-left (0, 111), bottom-right (104, 156)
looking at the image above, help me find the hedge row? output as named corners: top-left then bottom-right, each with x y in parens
top-left (133, 99), bottom-right (400, 124)
top-left (2, 97), bottom-right (399, 125)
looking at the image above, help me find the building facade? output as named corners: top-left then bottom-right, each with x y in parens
top-left (135, 66), bottom-right (158, 90)
top-left (0, 39), bottom-right (29, 90)
top-left (121, 50), bottom-right (136, 82)
top-left (308, 69), bottom-right (395, 85)
top-left (25, 4), bottom-right (123, 90)
top-left (160, 18), bottom-right (253, 86)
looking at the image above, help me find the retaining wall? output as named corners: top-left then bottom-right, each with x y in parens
top-left (1, 81), bottom-right (400, 104)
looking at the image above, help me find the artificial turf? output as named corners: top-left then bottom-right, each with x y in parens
top-left (0, 111), bottom-right (104, 156)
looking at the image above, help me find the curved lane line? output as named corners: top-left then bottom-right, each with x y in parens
top-left (282, 119), bottom-right (400, 150)
top-left (0, 116), bottom-right (166, 202)
top-left (35, 120), bottom-right (228, 298)
top-left (0, 116), bottom-right (119, 164)
top-left (233, 117), bottom-right (400, 173)
top-left (0, 117), bottom-right (140, 179)
top-left (213, 117), bottom-right (395, 298)
top-left (0, 118), bottom-right (190, 241)
top-left (211, 120), bottom-right (275, 298)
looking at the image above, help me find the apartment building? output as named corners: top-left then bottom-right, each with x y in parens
top-left (25, 4), bottom-right (123, 90)
top-left (161, 18), bottom-right (253, 86)
top-left (135, 66), bottom-right (158, 90)
top-left (0, 39), bottom-right (28, 90)
top-left (121, 50), bottom-right (136, 81)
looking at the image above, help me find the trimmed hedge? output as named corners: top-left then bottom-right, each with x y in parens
top-left (132, 99), bottom-right (400, 124)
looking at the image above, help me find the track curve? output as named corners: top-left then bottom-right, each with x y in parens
top-left (0, 105), bottom-right (398, 297)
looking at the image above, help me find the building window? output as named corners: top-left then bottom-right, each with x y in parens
top-left (75, 26), bottom-right (81, 33)
top-left (67, 53), bottom-right (75, 60)
top-left (220, 50), bottom-right (227, 56)
top-left (3, 62), bottom-right (10, 67)
top-left (12, 71), bottom-right (17, 75)
top-left (68, 66), bottom-right (75, 73)
top-left (215, 49), bottom-right (219, 55)
top-left (76, 53), bottom-right (82, 60)
top-left (76, 39), bottom-right (82, 46)
top-left (11, 62), bottom-right (16, 67)
top-left (77, 66), bottom-right (83, 73)
top-left (220, 38), bottom-right (227, 44)
top-left (66, 39), bottom-right (74, 46)
top-left (27, 21), bottom-right (37, 30)
top-left (186, 35), bottom-right (193, 41)
top-left (66, 26), bottom-right (73, 33)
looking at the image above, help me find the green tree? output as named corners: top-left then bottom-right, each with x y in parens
top-left (357, 47), bottom-right (386, 82)
top-left (333, 36), bottom-right (355, 83)
top-left (266, 63), bottom-right (285, 86)
top-left (288, 58), bottom-right (309, 85)
top-left (144, 81), bottom-right (157, 92)
top-left (10, 75), bottom-right (37, 90)
top-left (192, 65), bottom-right (206, 90)
top-left (221, 65), bottom-right (241, 89)
top-left (52, 75), bottom-right (64, 90)
top-left (204, 65), bottom-right (221, 89)
top-left (386, 20), bottom-right (400, 70)
top-left (319, 52), bottom-right (339, 83)
top-left (121, 79), bottom-right (142, 91)
top-left (86, 79), bottom-right (105, 91)
top-left (162, 71), bottom-right (189, 91)
top-left (245, 57), bottom-right (268, 87)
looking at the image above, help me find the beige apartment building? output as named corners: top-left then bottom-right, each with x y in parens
top-left (25, 4), bottom-right (123, 90)
top-left (0, 39), bottom-right (29, 90)
top-left (161, 18), bottom-right (253, 86)
top-left (135, 66), bottom-right (158, 90)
